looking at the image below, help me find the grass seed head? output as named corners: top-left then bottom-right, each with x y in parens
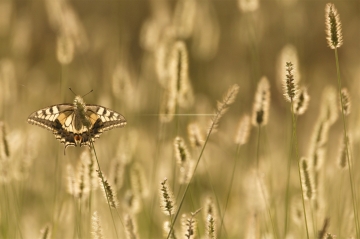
top-left (91, 211), bottom-right (104, 239)
top-left (130, 162), bottom-right (149, 198)
top-left (160, 178), bottom-right (176, 216)
top-left (300, 157), bottom-right (315, 200)
top-left (124, 214), bottom-right (138, 239)
top-left (209, 84), bottom-right (240, 134)
top-left (283, 62), bottom-right (299, 102)
top-left (252, 77), bottom-right (270, 126)
top-left (234, 114), bottom-right (251, 145)
top-left (187, 122), bottom-right (204, 148)
top-left (97, 170), bottom-right (119, 208)
top-left (293, 87), bottom-right (310, 115)
top-left (325, 3), bottom-right (343, 49)
top-left (340, 88), bottom-right (351, 116)
top-left (56, 34), bottom-right (74, 65)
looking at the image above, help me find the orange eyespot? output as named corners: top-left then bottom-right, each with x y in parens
top-left (74, 135), bottom-right (82, 143)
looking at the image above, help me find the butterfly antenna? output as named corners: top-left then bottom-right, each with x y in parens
top-left (82, 90), bottom-right (93, 98)
top-left (69, 88), bottom-right (77, 96)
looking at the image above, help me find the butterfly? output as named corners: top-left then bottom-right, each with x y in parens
top-left (27, 95), bottom-right (127, 151)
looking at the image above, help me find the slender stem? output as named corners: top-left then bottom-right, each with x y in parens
top-left (256, 126), bottom-right (261, 170)
top-left (284, 109), bottom-right (294, 236)
top-left (90, 143), bottom-right (119, 239)
top-left (219, 145), bottom-right (241, 237)
top-left (202, 154), bottom-right (227, 238)
top-left (166, 123), bottom-right (214, 239)
top-left (291, 101), bottom-right (309, 239)
top-left (334, 48), bottom-right (359, 237)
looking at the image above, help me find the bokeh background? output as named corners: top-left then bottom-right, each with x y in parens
top-left (1, 0), bottom-right (360, 238)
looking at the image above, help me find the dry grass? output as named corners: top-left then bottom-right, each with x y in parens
top-left (1, 1), bottom-right (360, 238)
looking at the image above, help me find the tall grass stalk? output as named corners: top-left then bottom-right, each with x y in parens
top-left (166, 84), bottom-right (239, 239)
top-left (90, 142), bottom-right (119, 239)
top-left (292, 103), bottom-right (309, 239)
top-left (325, 3), bottom-right (358, 233)
top-left (284, 109), bottom-right (293, 236)
top-left (334, 47), bottom-right (359, 237)
top-left (220, 144), bottom-right (241, 237)
top-left (201, 154), bottom-right (227, 238)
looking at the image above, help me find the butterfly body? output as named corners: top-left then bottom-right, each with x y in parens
top-left (27, 96), bottom-right (127, 149)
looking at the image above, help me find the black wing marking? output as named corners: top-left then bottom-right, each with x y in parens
top-left (27, 103), bottom-right (127, 149)
top-left (86, 105), bottom-right (127, 131)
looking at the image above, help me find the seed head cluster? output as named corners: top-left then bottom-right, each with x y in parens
top-left (325, 3), bottom-right (343, 49)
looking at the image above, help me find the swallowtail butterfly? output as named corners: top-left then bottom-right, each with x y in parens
top-left (27, 95), bottom-right (127, 151)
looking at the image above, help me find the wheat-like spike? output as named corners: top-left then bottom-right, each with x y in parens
top-left (124, 214), bottom-right (138, 239)
top-left (283, 62), bottom-right (299, 102)
top-left (130, 162), bottom-right (148, 198)
top-left (312, 147), bottom-right (325, 171)
top-left (179, 159), bottom-right (194, 185)
top-left (234, 114), bottom-right (251, 145)
top-left (174, 136), bottom-right (191, 167)
top-left (252, 77), bottom-right (270, 126)
top-left (76, 157), bottom-right (87, 200)
top-left (293, 86), bottom-right (310, 115)
top-left (91, 211), bottom-right (103, 239)
top-left (300, 158), bottom-right (315, 200)
top-left (187, 122), bottom-right (204, 148)
top-left (160, 178), bottom-right (176, 216)
top-left (204, 197), bottom-right (217, 221)
top-left (173, 136), bottom-right (194, 184)
top-left (160, 85), bottom-right (177, 123)
top-left (209, 84), bottom-right (240, 134)
top-left (182, 209), bottom-right (200, 239)
top-left (340, 88), bottom-right (351, 116)
top-left (203, 196), bottom-right (217, 238)
top-left (204, 197), bottom-right (217, 239)
top-left (206, 214), bottom-right (216, 239)
top-left (97, 170), bottom-right (119, 208)
top-left (325, 3), bottom-right (343, 49)
top-left (337, 133), bottom-right (350, 169)
top-left (277, 44), bottom-right (300, 92)
top-left (169, 41), bottom-right (194, 108)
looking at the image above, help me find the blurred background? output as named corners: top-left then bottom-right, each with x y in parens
top-left (0, 0), bottom-right (360, 238)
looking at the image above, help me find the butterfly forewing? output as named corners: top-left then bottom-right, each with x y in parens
top-left (86, 105), bottom-right (127, 131)
top-left (27, 100), bottom-right (127, 149)
top-left (27, 104), bottom-right (73, 132)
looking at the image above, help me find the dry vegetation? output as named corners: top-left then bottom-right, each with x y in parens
top-left (1, 0), bottom-right (360, 238)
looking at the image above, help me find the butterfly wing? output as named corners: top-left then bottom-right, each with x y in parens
top-left (28, 103), bottom-right (127, 148)
top-left (79, 105), bottom-right (127, 147)
top-left (27, 104), bottom-right (74, 132)
top-left (85, 104), bottom-right (127, 130)
top-left (27, 104), bottom-right (79, 147)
